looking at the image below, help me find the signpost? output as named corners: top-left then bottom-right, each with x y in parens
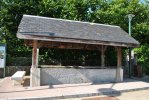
top-left (0, 44), bottom-right (6, 77)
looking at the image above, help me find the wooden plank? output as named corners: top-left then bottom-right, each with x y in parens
top-left (32, 40), bottom-right (39, 68)
top-left (116, 46), bottom-right (122, 82)
top-left (117, 47), bottom-right (122, 67)
top-left (18, 34), bottom-right (139, 47)
top-left (25, 40), bottom-right (101, 50)
top-left (100, 45), bottom-right (107, 67)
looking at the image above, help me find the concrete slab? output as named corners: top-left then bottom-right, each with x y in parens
top-left (0, 76), bottom-right (149, 100)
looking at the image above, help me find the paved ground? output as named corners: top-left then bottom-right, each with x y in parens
top-left (0, 76), bottom-right (149, 100)
top-left (0, 78), bottom-right (3, 81)
top-left (117, 90), bottom-right (149, 100)
top-left (62, 90), bottom-right (149, 100)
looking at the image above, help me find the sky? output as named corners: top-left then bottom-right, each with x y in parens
top-left (140, 0), bottom-right (146, 3)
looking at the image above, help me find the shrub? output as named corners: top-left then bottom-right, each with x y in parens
top-left (7, 56), bottom-right (32, 66)
top-left (134, 44), bottom-right (149, 75)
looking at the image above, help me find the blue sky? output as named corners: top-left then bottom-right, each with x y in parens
top-left (140, 0), bottom-right (146, 3)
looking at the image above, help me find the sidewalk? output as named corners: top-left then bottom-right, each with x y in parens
top-left (63, 90), bottom-right (149, 100)
top-left (0, 76), bottom-right (149, 100)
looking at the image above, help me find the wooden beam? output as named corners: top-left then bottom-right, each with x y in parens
top-left (117, 47), bottom-right (122, 67)
top-left (100, 45), bottom-right (107, 67)
top-left (25, 40), bottom-right (101, 50)
top-left (18, 34), bottom-right (139, 47)
top-left (116, 46), bottom-right (122, 82)
top-left (32, 40), bottom-right (39, 68)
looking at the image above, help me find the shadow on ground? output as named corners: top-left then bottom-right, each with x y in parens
top-left (132, 76), bottom-right (149, 83)
top-left (123, 76), bottom-right (149, 83)
top-left (93, 83), bottom-right (121, 100)
top-left (98, 88), bottom-right (121, 96)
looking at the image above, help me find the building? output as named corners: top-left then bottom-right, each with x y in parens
top-left (17, 15), bottom-right (139, 87)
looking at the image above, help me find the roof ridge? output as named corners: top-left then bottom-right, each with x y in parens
top-left (23, 14), bottom-right (120, 28)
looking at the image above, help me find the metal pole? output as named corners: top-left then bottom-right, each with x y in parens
top-left (128, 15), bottom-right (131, 78)
top-left (3, 44), bottom-right (6, 78)
top-left (127, 14), bottom-right (135, 78)
top-left (128, 47), bottom-right (131, 78)
top-left (128, 15), bottom-right (132, 36)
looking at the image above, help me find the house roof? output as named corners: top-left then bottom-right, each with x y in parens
top-left (17, 15), bottom-right (139, 47)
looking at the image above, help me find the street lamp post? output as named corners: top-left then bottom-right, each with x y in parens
top-left (87, 7), bottom-right (93, 21)
top-left (126, 14), bottom-right (135, 78)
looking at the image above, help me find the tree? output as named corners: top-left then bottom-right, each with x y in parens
top-left (0, 0), bottom-right (148, 74)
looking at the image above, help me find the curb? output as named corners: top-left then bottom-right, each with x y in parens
top-left (7, 87), bottom-right (149, 100)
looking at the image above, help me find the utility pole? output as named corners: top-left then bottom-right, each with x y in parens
top-left (126, 14), bottom-right (135, 78)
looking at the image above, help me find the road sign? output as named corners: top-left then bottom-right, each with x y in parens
top-left (0, 44), bottom-right (6, 68)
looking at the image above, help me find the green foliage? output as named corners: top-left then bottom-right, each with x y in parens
top-left (39, 48), bottom-right (101, 66)
top-left (7, 56), bottom-right (32, 66)
top-left (134, 44), bottom-right (149, 74)
top-left (133, 22), bottom-right (149, 44)
top-left (0, 0), bottom-right (148, 70)
top-left (105, 46), bottom-right (117, 66)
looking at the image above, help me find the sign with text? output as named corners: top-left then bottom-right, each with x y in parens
top-left (0, 44), bottom-right (6, 68)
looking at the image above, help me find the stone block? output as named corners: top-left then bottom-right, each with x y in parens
top-left (30, 68), bottom-right (40, 87)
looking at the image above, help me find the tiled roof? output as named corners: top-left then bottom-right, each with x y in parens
top-left (17, 15), bottom-right (139, 47)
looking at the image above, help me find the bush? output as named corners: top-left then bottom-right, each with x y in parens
top-left (134, 44), bottom-right (149, 75)
top-left (7, 56), bottom-right (32, 66)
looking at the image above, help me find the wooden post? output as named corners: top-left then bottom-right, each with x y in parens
top-left (30, 40), bottom-right (40, 87)
top-left (101, 45), bottom-right (107, 67)
top-left (116, 46), bottom-right (122, 82)
top-left (32, 40), bottom-right (39, 68)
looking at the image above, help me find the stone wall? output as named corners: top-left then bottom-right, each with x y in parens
top-left (40, 67), bottom-right (123, 85)
top-left (30, 68), bottom-right (40, 87)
